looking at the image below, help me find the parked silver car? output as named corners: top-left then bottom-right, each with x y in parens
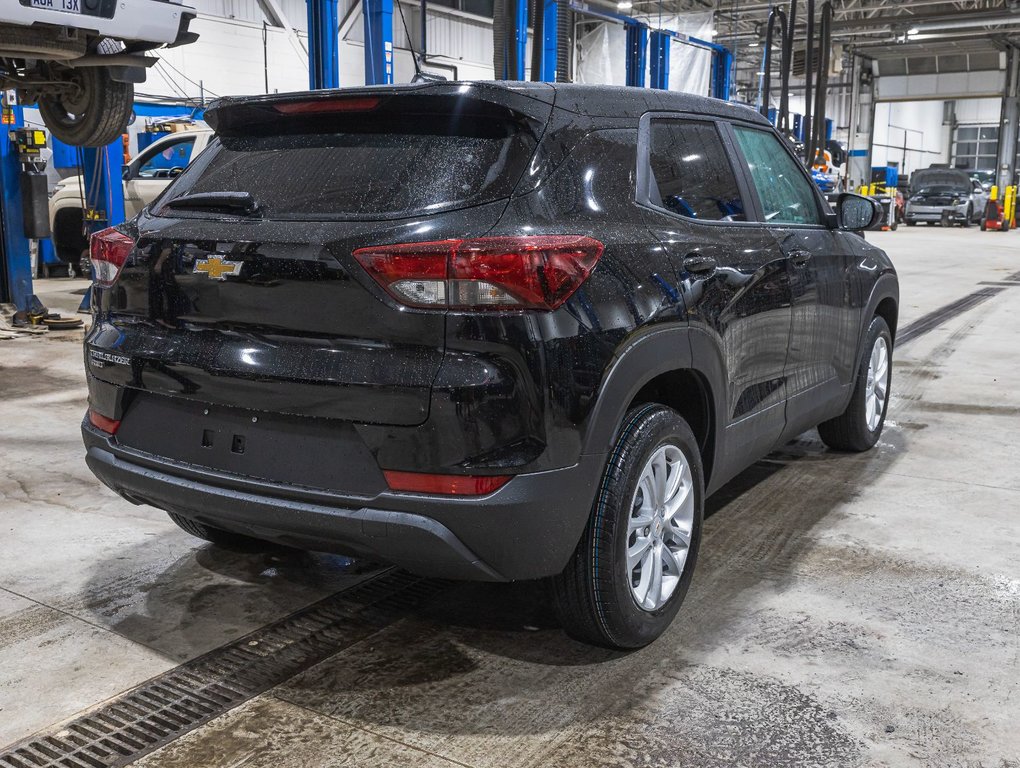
top-left (904, 168), bottom-right (988, 227)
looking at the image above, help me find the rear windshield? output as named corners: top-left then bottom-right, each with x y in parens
top-left (152, 111), bottom-right (536, 221)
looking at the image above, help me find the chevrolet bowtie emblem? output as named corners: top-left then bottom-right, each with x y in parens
top-left (194, 255), bottom-right (243, 280)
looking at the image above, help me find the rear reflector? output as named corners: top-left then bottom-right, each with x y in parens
top-left (90, 228), bottom-right (135, 287)
top-left (273, 97), bottom-right (382, 115)
top-left (383, 470), bottom-right (511, 496)
top-left (353, 235), bottom-right (604, 311)
top-left (88, 409), bottom-right (121, 435)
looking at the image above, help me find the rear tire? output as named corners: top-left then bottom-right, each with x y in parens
top-left (37, 41), bottom-right (133, 147)
top-left (551, 405), bottom-right (704, 649)
top-left (167, 512), bottom-right (274, 552)
top-left (819, 315), bottom-right (893, 452)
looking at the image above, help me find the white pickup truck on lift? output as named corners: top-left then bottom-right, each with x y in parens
top-left (0, 0), bottom-right (198, 146)
top-left (49, 126), bottom-right (213, 272)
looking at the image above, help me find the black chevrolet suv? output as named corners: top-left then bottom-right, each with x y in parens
top-left (82, 82), bottom-right (898, 649)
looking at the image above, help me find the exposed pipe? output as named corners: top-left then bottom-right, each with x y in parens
top-left (530, 0), bottom-right (544, 80)
top-left (804, 0), bottom-right (814, 163)
top-left (492, 0), bottom-right (507, 77)
top-left (810, 1), bottom-right (832, 167)
top-left (556, 2), bottom-right (571, 82)
top-left (760, 7), bottom-right (789, 127)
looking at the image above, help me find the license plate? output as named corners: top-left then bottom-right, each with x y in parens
top-left (30, 0), bottom-right (82, 13)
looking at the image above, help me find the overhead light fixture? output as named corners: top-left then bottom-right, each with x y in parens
top-left (705, 28), bottom-right (716, 38)
top-left (748, 40), bottom-right (760, 48)
top-left (907, 26), bottom-right (919, 35)
top-left (617, 1), bottom-right (632, 9)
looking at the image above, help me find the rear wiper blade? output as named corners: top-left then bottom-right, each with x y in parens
top-left (165, 191), bottom-right (261, 216)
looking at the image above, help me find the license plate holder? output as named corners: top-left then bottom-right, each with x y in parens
top-left (30, 0), bottom-right (82, 14)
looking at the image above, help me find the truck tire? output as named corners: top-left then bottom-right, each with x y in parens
top-left (38, 41), bottom-right (133, 147)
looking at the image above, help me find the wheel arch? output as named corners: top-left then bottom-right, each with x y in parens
top-left (582, 327), bottom-right (722, 490)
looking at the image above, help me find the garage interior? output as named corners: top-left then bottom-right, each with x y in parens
top-left (1, 0), bottom-right (1019, 766)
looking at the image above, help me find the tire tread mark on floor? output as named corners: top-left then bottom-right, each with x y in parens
top-left (897, 286), bottom-right (1005, 345)
top-left (0, 569), bottom-right (448, 768)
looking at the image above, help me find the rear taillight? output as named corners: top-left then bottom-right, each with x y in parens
top-left (88, 409), bottom-right (120, 435)
top-left (353, 235), bottom-right (604, 311)
top-left (90, 228), bottom-right (135, 287)
top-left (383, 470), bottom-right (511, 496)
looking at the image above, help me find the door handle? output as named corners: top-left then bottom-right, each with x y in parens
top-left (789, 249), bottom-right (813, 267)
top-left (682, 254), bottom-right (717, 275)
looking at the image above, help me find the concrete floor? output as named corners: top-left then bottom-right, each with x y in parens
top-left (1, 227), bottom-right (1018, 766)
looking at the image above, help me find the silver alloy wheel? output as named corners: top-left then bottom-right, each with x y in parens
top-left (627, 444), bottom-right (695, 612)
top-left (866, 335), bottom-right (889, 431)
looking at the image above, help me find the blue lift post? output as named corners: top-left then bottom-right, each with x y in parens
top-left (363, 0), bottom-right (394, 85)
top-left (514, 0), bottom-right (528, 80)
top-left (625, 23), bottom-right (647, 87)
top-left (307, 0), bottom-right (340, 89)
top-left (77, 139), bottom-right (127, 313)
top-left (541, 1), bottom-right (559, 81)
top-left (649, 30), bottom-right (670, 90)
top-left (0, 103), bottom-right (34, 311)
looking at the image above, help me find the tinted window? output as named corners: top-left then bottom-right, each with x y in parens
top-left (153, 114), bottom-right (534, 221)
top-left (733, 127), bottom-right (823, 225)
top-left (648, 120), bottom-right (745, 222)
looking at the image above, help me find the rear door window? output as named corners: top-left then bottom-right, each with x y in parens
top-left (648, 120), bottom-right (746, 222)
top-left (153, 111), bottom-right (536, 221)
top-left (732, 126), bottom-right (824, 225)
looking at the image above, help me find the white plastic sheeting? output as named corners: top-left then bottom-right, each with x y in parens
top-left (664, 11), bottom-right (714, 96)
top-left (574, 10), bottom-right (714, 94)
top-left (575, 23), bottom-right (627, 86)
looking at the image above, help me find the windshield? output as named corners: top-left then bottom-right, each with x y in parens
top-left (152, 111), bottom-right (536, 221)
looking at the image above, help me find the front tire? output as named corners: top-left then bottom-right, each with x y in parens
top-left (819, 315), bottom-right (893, 452)
top-left (962, 206), bottom-right (973, 227)
top-left (551, 405), bottom-right (704, 649)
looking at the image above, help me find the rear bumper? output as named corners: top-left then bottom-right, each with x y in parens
top-left (83, 423), bottom-right (604, 582)
top-left (2, 1), bottom-right (195, 45)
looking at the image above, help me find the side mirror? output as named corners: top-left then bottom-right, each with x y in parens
top-left (122, 165), bottom-right (131, 181)
top-left (837, 192), bottom-right (883, 231)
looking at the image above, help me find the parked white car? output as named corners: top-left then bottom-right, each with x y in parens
top-left (0, 0), bottom-right (198, 146)
top-left (50, 127), bottom-right (213, 269)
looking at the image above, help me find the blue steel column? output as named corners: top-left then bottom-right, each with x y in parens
top-left (0, 105), bottom-right (33, 309)
top-left (364, 0), bottom-right (394, 84)
top-left (78, 138), bottom-right (126, 312)
top-left (625, 24), bottom-right (647, 88)
top-left (710, 46), bottom-right (732, 100)
top-left (649, 30), bottom-right (669, 90)
top-left (514, 0), bottom-right (527, 80)
top-left (307, 0), bottom-right (340, 89)
top-left (540, 0), bottom-right (558, 81)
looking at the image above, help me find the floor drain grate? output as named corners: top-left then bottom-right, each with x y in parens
top-left (0, 570), bottom-right (447, 768)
